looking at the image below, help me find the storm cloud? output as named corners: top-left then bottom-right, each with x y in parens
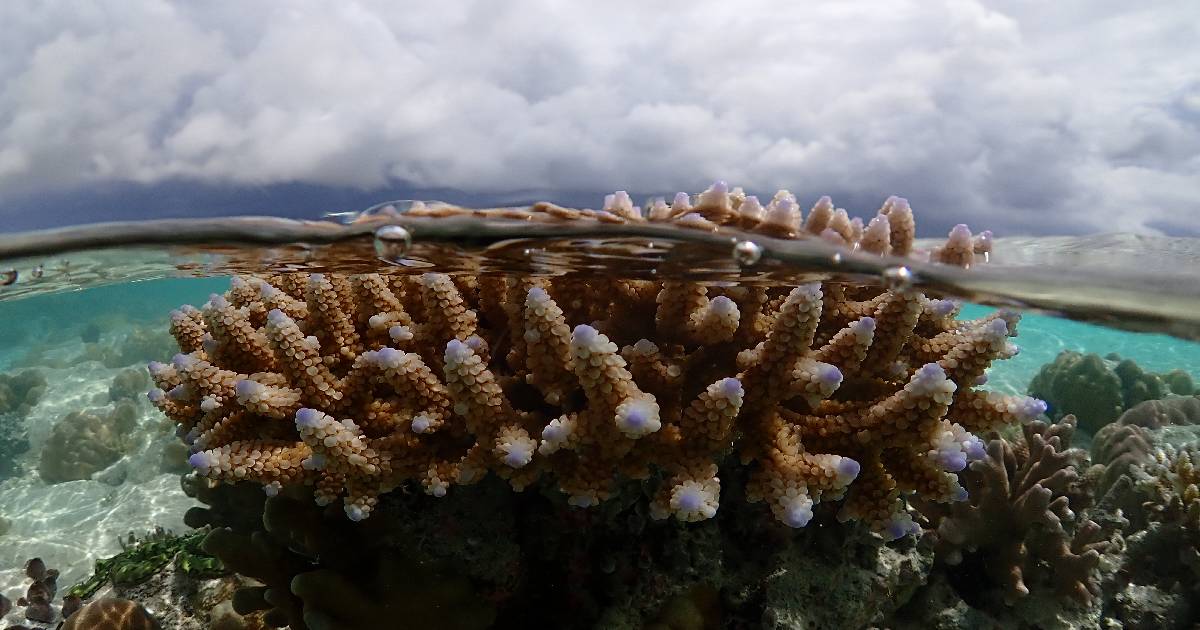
top-left (0, 1), bottom-right (1196, 235)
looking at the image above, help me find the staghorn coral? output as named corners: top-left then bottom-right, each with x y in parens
top-left (150, 267), bottom-right (1043, 539)
top-left (921, 416), bottom-right (1106, 605)
top-left (396, 184), bottom-right (994, 265)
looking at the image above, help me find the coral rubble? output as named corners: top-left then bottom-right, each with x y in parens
top-left (151, 263), bottom-right (1042, 537)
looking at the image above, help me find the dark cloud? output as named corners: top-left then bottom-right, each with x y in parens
top-left (0, 1), bottom-right (1196, 235)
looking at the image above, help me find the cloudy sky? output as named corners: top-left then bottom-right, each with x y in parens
top-left (0, 1), bottom-right (1197, 235)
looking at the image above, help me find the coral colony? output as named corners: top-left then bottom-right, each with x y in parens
top-left (148, 183), bottom-right (1042, 539)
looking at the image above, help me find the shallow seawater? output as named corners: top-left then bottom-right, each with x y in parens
top-left (1, 212), bottom-right (1199, 629)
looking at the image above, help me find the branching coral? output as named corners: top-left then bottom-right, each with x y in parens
top-left (1090, 396), bottom-right (1200, 505)
top-left (399, 184), bottom-right (994, 265)
top-left (150, 263), bottom-right (1041, 538)
top-left (922, 416), bottom-right (1105, 604)
top-left (1137, 444), bottom-right (1200, 532)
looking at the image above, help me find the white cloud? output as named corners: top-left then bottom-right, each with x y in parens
top-left (0, 0), bottom-right (1196, 234)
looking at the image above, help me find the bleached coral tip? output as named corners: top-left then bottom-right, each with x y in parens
top-left (915, 363), bottom-right (946, 381)
top-left (883, 515), bottom-right (919, 541)
top-left (676, 490), bottom-right (703, 513)
top-left (147, 388), bottom-right (165, 403)
top-left (710, 295), bottom-right (737, 314)
top-left (209, 294), bottom-right (229, 309)
top-left (1018, 397), bottom-right (1048, 420)
top-left (187, 452), bottom-right (210, 469)
top-left (527, 286), bottom-right (549, 301)
top-left (171, 353), bottom-right (195, 369)
top-left (411, 414), bottom-right (433, 434)
top-left (855, 317), bottom-right (877, 333)
top-left (965, 435), bottom-right (986, 461)
top-left (817, 364), bottom-right (843, 387)
top-left (572, 324), bottom-right (599, 345)
top-left (780, 495), bottom-right (814, 528)
top-left (985, 318), bottom-right (1009, 336)
top-left (296, 407), bottom-right (324, 428)
top-left (952, 485), bottom-right (969, 502)
top-left (930, 300), bottom-right (956, 317)
top-left (836, 457), bottom-right (861, 482)
top-left (345, 505), bottom-right (368, 521)
top-left (717, 377), bottom-right (743, 398)
top-left (266, 309), bottom-right (289, 325)
top-left (444, 338), bottom-right (472, 362)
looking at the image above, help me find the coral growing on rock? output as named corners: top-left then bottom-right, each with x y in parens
top-left (919, 416), bottom-right (1106, 605)
top-left (109, 367), bottom-right (152, 402)
top-left (1090, 396), bottom-right (1200, 506)
top-left (150, 269), bottom-right (1042, 538)
top-left (0, 369), bottom-right (46, 417)
top-left (38, 400), bottom-right (138, 483)
top-left (1028, 350), bottom-right (1193, 434)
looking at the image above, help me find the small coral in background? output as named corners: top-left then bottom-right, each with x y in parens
top-left (0, 369), bottom-right (46, 417)
top-left (1028, 350), bottom-right (1193, 434)
top-left (38, 400), bottom-right (138, 484)
top-left (109, 367), bottom-right (151, 402)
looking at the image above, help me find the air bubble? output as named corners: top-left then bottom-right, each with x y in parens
top-left (830, 252), bottom-right (843, 265)
top-left (0, 269), bottom-right (16, 286)
top-left (374, 225), bottom-right (413, 260)
top-left (881, 266), bottom-right (914, 292)
top-left (732, 240), bottom-right (763, 266)
top-left (31, 265), bottom-right (43, 279)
